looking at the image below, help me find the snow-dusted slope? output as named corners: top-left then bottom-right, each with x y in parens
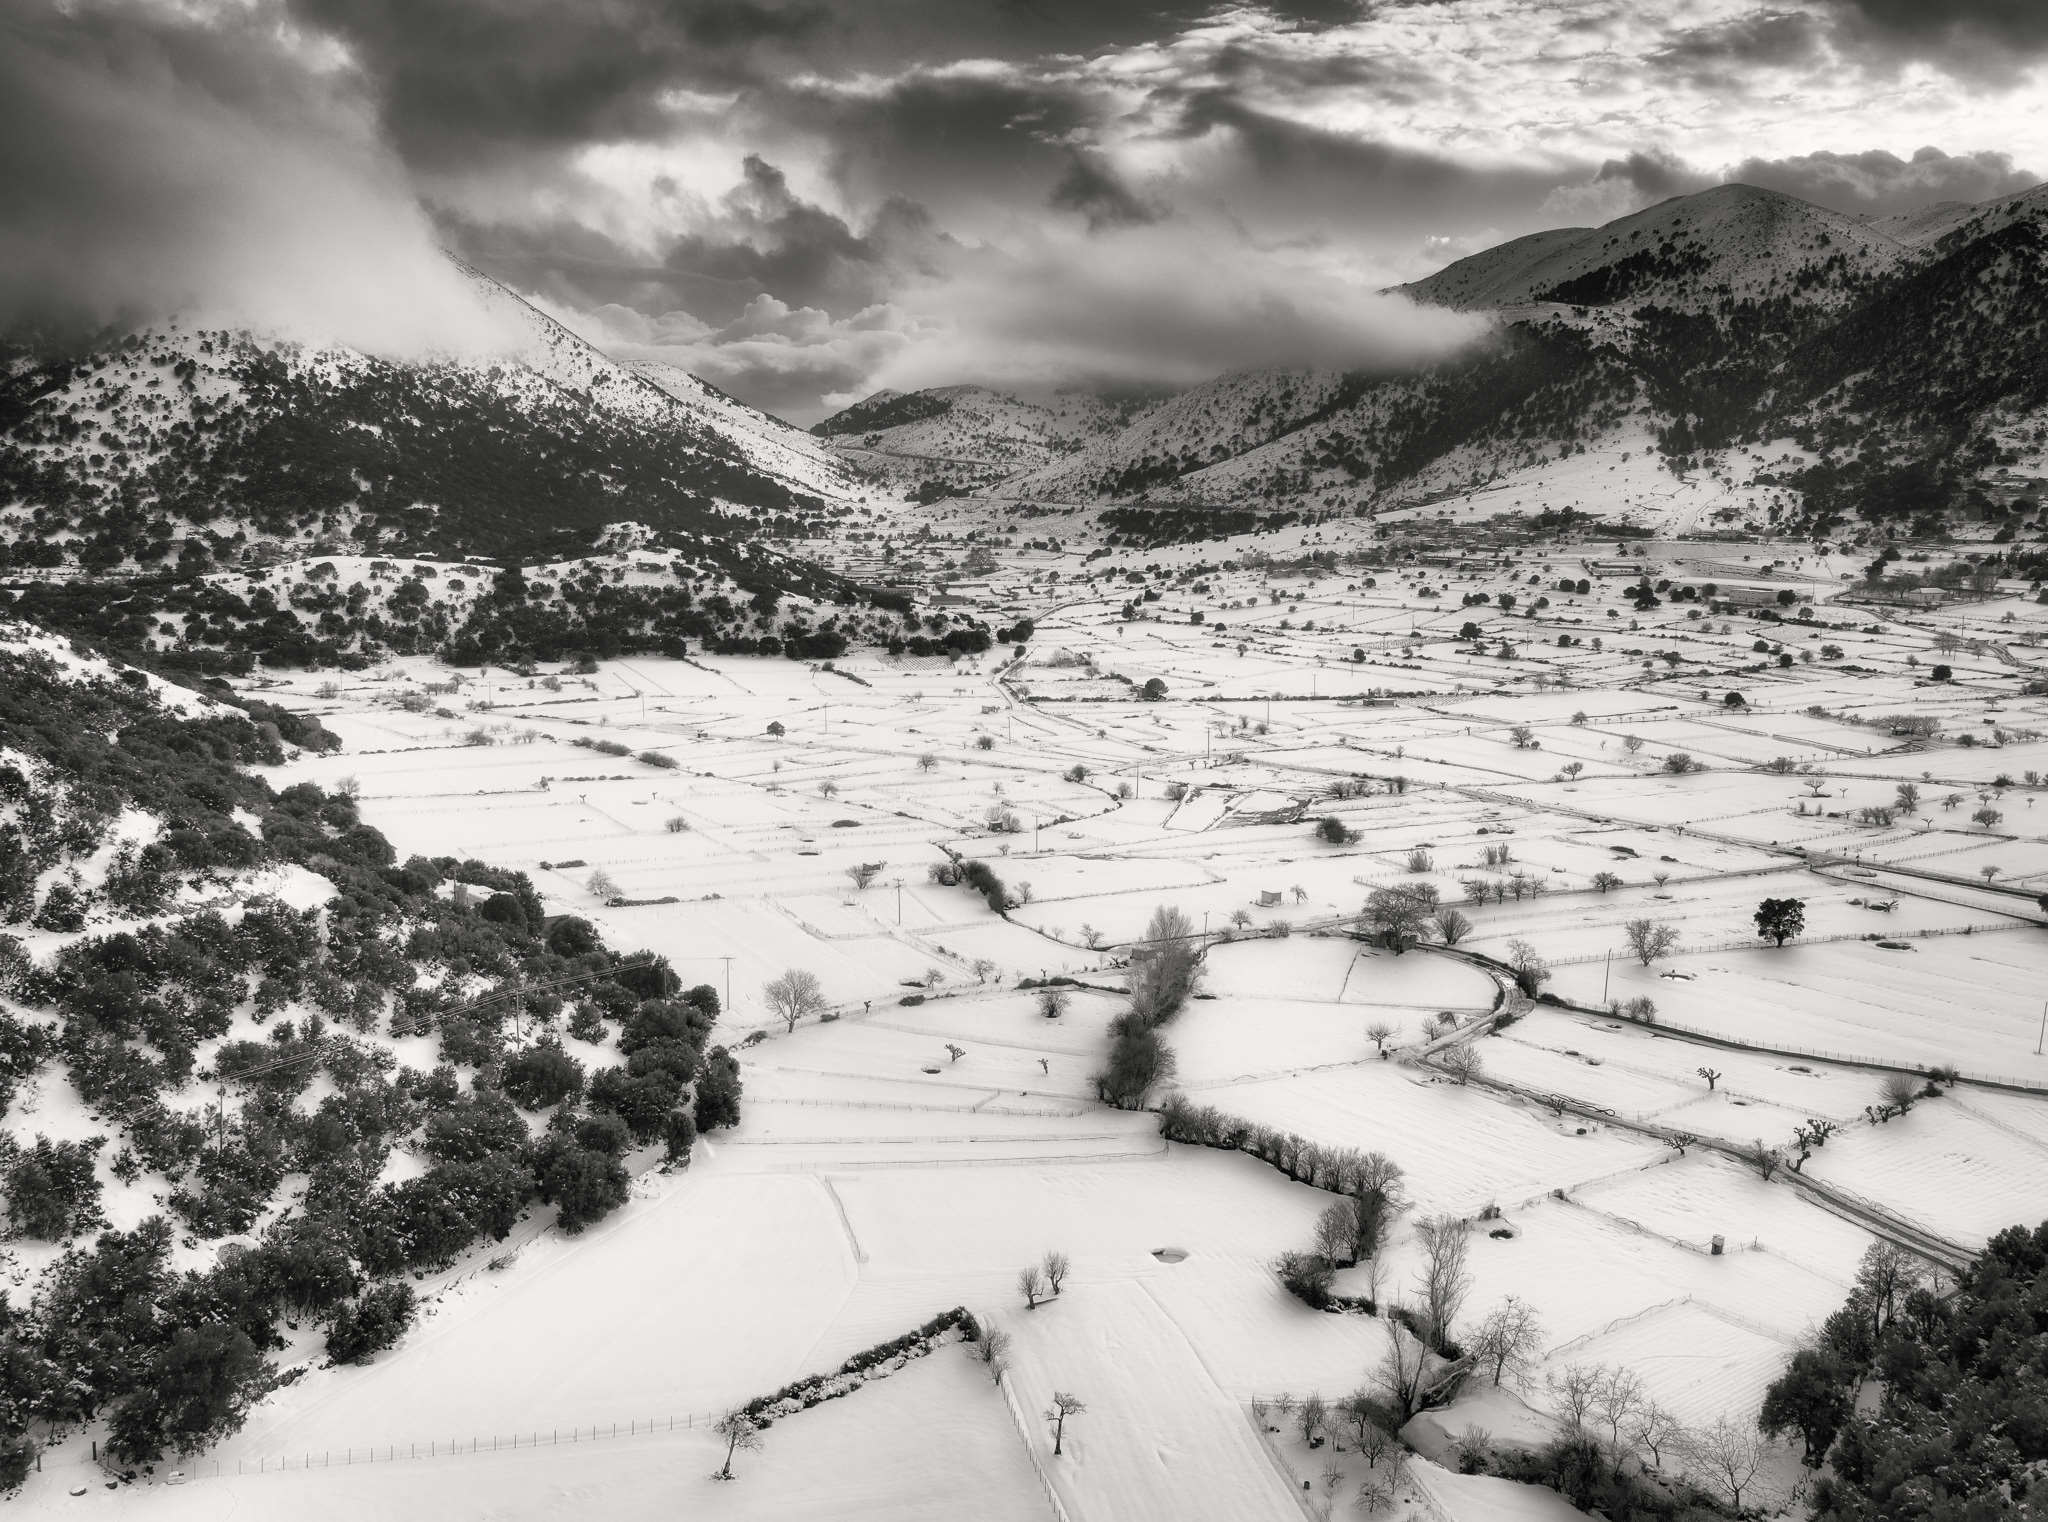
top-left (627, 359), bottom-right (856, 500)
top-left (0, 262), bottom-right (865, 570)
top-left (1000, 369), bottom-right (1357, 503)
top-left (1403, 184), bottom-right (1911, 312)
top-left (814, 383), bottom-right (1164, 493)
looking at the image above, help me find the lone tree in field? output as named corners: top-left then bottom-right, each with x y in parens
top-left (1037, 987), bottom-right (1070, 1020)
top-left (714, 1409), bottom-right (763, 1480)
top-left (1432, 907), bottom-right (1472, 946)
top-left (1043, 1249), bottom-right (1070, 1294)
top-left (1623, 917), bottom-right (1679, 966)
top-left (1362, 884), bottom-right (1440, 953)
top-left (1365, 1019), bottom-right (1400, 1055)
top-left (586, 868), bottom-right (620, 901)
top-left (763, 969), bottom-right (827, 1033)
top-left (846, 861), bottom-right (885, 891)
top-left (1754, 897), bottom-right (1805, 947)
top-left (1590, 871), bottom-right (1623, 893)
top-left (1696, 1066), bottom-right (1721, 1091)
top-left (1045, 1391), bottom-right (1087, 1455)
top-left (1019, 1263), bottom-right (1047, 1308)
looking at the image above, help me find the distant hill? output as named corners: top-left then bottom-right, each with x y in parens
top-left (796, 179), bottom-right (2048, 546)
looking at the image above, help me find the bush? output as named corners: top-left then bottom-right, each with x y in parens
top-left (500, 1039), bottom-right (586, 1110)
top-left (1275, 1250), bottom-right (1336, 1308)
top-left (532, 1139), bottom-right (630, 1234)
top-left (638, 750), bottom-right (678, 769)
top-left (326, 1282), bottom-right (417, 1365)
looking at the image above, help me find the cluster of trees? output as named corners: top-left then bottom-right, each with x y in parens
top-left (1758, 1229), bottom-right (2048, 1520)
top-left (0, 645), bottom-right (747, 1477)
top-left (1094, 907), bottom-right (1201, 1109)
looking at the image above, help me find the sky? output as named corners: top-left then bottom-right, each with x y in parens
top-left (4, 0), bottom-right (2047, 423)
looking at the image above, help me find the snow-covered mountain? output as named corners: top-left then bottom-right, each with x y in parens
top-left (0, 258), bottom-right (864, 577)
top-left (1397, 183), bottom-right (1912, 313)
top-left (795, 179), bottom-right (2048, 546)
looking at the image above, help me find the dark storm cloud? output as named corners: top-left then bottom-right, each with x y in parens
top-left (1833, 0), bottom-right (2048, 53)
top-left (1728, 147), bottom-right (2039, 216)
top-left (1048, 150), bottom-right (1162, 231)
top-left (292, 0), bottom-right (827, 171)
top-left (0, 0), bottom-right (503, 351)
top-left (1168, 92), bottom-right (1596, 223)
top-left (1651, 10), bottom-right (1825, 73)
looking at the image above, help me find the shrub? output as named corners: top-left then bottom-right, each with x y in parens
top-left (500, 1039), bottom-right (586, 1109)
top-left (327, 1282), bottom-right (417, 1365)
top-left (638, 750), bottom-right (677, 769)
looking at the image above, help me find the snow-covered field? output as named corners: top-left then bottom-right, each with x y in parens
top-left (19, 542), bottom-right (2048, 1521)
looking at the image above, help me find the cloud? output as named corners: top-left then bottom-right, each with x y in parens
top-left (1727, 146), bottom-right (2039, 215)
top-left (0, 0), bottom-right (511, 354)
top-left (1048, 150), bottom-right (1163, 231)
top-left (292, 0), bottom-right (828, 173)
top-left (561, 292), bottom-right (928, 421)
top-left (1540, 151), bottom-right (1712, 225)
top-left (868, 219), bottom-right (1487, 400)
top-left (1831, 0), bottom-right (2048, 57)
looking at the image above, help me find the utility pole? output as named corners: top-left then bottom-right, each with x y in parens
top-left (894, 879), bottom-right (903, 926)
top-left (1602, 950), bottom-right (1612, 1007)
top-left (2037, 998), bottom-right (2046, 1057)
top-left (722, 956), bottom-right (733, 1018)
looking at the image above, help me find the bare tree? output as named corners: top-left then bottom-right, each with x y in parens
top-left (1547, 1363), bottom-right (1604, 1430)
top-left (1432, 907), bottom-right (1473, 946)
top-left (1696, 1066), bottom-right (1721, 1091)
top-left (1505, 937), bottom-right (1551, 991)
top-left (763, 969), bottom-right (827, 1033)
top-left (1339, 1390), bottom-right (1384, 1457)
top-left (1879, 1072), bottom-right (1920, 1116)
top-left (1045, 1391), bottom-right (1086, 1455)
top-left (1297, 1391), bottom-right (1328, 1447)
top-left (585, 867), bottom-right (620, 900)
top-left (1630, 1402), bottom-right (1682, 1469)
top-left (1854, 1241), bottom-right (1917, 1340)
top-left (713, 1409), bottom-right (764, 1480)
top-left (1018, 1264), bottom-right (1046, 1309)
top-left (1037, 987), bottom-right (1071, 1020)
top-left (1376, 1312), bottom-right (1433, 1418)
top-left (1743, 1138), bottom-right (1783, 1181)
top-left (1315, 1200), bottom-right (1359, 1266)
top-left (1623, 917), bottom-right (1679, 965)
top-left (1413, 1216), bottom-right (1472, 1349)
top-left (1365, 1019), bottom-right (1400, 1054)
top-left (1680, 1415), bottom-right (1772, 1512)
top-left (1439, 1045), bottom-right (1484, 1085)
top-left (970, 1322), bottom-right (1013, 1384)
top-left (1470, 1296), bottom-right (1544, 1388)
top-left (1593, 1366), bottom-right (1646, 1463)
top-left (1042, 1249), bottom-right (1071, 1295)
top-left (845, 861), bottom-right (886, 890)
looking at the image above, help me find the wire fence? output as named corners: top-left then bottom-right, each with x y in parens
top-left (1542, 919), bottom-right (2030, 966)
top-left (178, 1414), bottom-right (730, 1480)
top-left (995, 1371), bottom-right (1077, 1522)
